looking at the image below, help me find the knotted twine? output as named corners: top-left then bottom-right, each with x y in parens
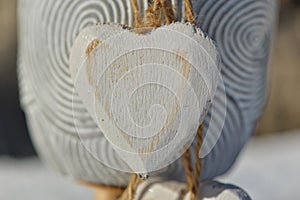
top-left (118, 1), bottom-right (203, 200)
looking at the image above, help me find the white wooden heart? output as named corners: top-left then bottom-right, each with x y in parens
top-left (70, 22), bottom-right (219, 173)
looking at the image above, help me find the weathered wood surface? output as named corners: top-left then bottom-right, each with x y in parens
top-left (70, 23), bottom-right (219, 173)
top-left (18, 0), bottom-right (278, 186)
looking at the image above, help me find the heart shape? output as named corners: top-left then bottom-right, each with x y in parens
top-left (70, 22), bottom-right (219, 173)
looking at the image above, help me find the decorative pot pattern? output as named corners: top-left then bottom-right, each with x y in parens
top-left (18, 0), bottom-right (278, 186)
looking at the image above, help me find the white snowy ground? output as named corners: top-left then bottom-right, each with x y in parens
top-left (0, 130), bottom-right (299, 200)
top-left (219, 130), bottom-right (300, 200)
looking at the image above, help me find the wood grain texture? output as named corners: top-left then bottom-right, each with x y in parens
top-left (17, 0), bottom-right (278, 186)
top-left (70, 23), bottom-right (219, 173)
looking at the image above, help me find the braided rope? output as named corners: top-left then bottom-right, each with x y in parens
top-left (118, 174), bottom-right (142, 200)
top-left (119, 1), bottom-right (201, 200)
top-left (131, 0), bottom-right (143, 27)
top-left (184, 0), bottom-right (196, 24)
top-left (131, 0), bottom-right (195, 28)
top-left (183, 124), bottom-right (204, 200)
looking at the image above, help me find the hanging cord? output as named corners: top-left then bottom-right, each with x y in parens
top-left (131, 0), bottom-right (195, 28)
top-left (184, 0), bottom-right (196, 24)
top-left (118, 174), bottom-right (142, 200)
top-left (131, 0), bottom-right (143, 27)
top-left (183, 124), bottom-right (204, 200)
top-left (118, 1), bottom-right (201, 200)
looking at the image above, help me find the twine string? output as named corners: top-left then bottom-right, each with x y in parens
top-left (118, 1), bottom-right (201, 200)
top-left (183, 0), bottom-right (196, 24)
top-left (183, 124), bottom-right (204, 200)
top-left (160, 0), bottom-right (176, 24)
top-left (131, 0), bottom-right (143, 27)
top-left (131, 0), bottom-right (195, 28)
top-left (145, 0), bottom-right (163, 27)
top-left (118, 174), bottom-right (142, 200)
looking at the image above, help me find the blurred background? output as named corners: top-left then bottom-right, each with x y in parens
top-left (0, 0), bottom-right (299, 200)
top-left (0, 0), bottom-right (35, 157)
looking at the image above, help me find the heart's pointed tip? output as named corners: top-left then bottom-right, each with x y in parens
top-left (139, 173), bottom-right (150, 181)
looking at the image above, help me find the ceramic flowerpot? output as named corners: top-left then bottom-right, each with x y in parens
top-left (17, 0), bottom-right (278, 187)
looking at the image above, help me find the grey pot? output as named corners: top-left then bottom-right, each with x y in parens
top-left (17, 0), bottom-right (278, 187)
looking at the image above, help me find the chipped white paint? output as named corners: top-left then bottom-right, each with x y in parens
top-left (70, 23), bottom-right (220, 173)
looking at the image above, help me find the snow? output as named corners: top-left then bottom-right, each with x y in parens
top-left (219, 130), bottom-right (300, 200)
top-left (0, 157), bottom-right (93, 200)
top-left (0, 130), bottom-right (299, 200)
